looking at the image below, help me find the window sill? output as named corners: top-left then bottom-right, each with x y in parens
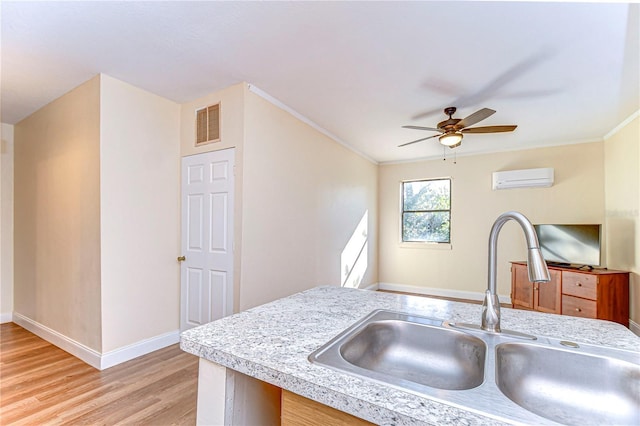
top-left (399, 242), bottom-right (452, 250)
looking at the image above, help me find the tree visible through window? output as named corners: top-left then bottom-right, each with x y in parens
top-left (402, 179), bottom-right (451, 243)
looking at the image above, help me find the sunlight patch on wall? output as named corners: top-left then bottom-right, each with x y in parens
top-left (341, 211), bottom-right (368, 288)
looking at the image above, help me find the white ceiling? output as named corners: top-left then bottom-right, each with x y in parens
top-left (2, 1), bottom-right (638, 163)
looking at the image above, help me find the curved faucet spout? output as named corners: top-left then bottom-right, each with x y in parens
top-left (482, 211), bottom-right (551, 333)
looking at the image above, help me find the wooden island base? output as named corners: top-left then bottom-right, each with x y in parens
top-left (282, 390), bottom-right (374, 426)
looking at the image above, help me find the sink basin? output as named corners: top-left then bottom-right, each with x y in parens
top-left (496, 342), bottom-right (640, 425)
top-left (310, 309), bottom-right (640, 424)
top-left (309, 310), bottom-right (486, 391)
top-left (340, 319), bottom-right (486, 390)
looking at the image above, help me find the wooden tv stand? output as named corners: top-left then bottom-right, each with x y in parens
top-left (510, 262), bottom-right (629, 327)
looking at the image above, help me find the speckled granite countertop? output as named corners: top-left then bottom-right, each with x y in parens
top-left (180, 286), bottom-right (640, 425)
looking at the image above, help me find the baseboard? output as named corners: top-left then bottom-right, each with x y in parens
top-left (13, 312), bottom-right (102, 369)
top-left (100, 330), bottom-right (180, 370)
top-left (359, 282), bottom-right (379, 291)
top-left (0, 312), bottom-right (13, 324)
top-left (629, 319), bottom-right (640, 337)
top-left (378, 282), bottom-right (512, 305)
top-left (12, 312), bottom-right (180, 370)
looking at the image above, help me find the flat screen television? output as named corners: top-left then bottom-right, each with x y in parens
top-left (534, 224), bottom-right (601, 267)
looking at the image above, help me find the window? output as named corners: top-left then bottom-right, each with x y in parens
top-left (401, 178), bottom-right (451, 243)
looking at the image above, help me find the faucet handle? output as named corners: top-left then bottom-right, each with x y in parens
top-left (481, 289), bottom-right (501, 333)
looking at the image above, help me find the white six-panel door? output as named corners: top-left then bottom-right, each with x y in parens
top-left (180, 149), bottom-right (234, 330)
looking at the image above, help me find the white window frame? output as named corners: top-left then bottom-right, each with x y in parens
top-left (399, 178), bottom-right (452, 250)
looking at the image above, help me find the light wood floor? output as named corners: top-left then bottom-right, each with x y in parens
top-left (0, 323), bottom-right (198, 425)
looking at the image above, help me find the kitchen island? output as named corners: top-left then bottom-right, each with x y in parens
top-left (180, 286), bottom-right (640, 425)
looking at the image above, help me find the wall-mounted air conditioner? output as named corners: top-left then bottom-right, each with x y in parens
top-left (492, 168), bottom-right (554, 190)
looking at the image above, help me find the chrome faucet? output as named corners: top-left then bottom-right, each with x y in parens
top-left (482, 211), bottom-right (550, 333)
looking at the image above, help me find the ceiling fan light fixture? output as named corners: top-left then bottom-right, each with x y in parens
top-left (439, 132), bottom-right (463, 147)
top-left (400, 107), bottom-right (516, 149)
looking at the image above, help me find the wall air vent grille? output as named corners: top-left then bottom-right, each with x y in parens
top-left (195, 103), bottom-right (220, 145)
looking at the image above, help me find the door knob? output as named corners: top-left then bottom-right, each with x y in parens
top-left (177, 256), bottom-right (186, 262)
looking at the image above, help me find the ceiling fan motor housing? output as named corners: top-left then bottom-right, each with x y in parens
top-left (438, 118), bottom-right (461, 130)
top-left (439, 106), bottom-right (462, 130)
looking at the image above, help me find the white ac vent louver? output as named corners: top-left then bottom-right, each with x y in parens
top-left (196, 103), bottom-right (220, 145)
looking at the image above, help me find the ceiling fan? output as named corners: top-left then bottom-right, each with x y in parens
top-left (399, 107), bottom-right (517, 149)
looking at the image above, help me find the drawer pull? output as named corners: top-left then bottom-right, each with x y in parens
top-left (575, 282), bottom-right (582, 287)
top-left (576, 308), bottom-right (582, 312)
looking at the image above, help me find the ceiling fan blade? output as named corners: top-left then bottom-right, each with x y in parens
top-left (402, 125), bottom-right (442, 132)
top-left (456, 108), bottom-right (496, 129)
top-left (411, 107), bottom-right (445, 121)
top-left (398, 134), bottom-right (440, 147)
top-left (462, 125), bottom-right (517, 133)
top-left (496, 89), bottom-right (560, 99)
top-left (412, 51), bottom-right (555, 121)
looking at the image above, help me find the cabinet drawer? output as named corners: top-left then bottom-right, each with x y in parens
top-left (562, 272), bottom-right (597, 299)
top-left (562, 295), bottom-right (597, 319)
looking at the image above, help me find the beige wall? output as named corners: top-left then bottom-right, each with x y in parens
top-left (180, 83), bottom-right (246, 312)
top-left (11, 69), bottom-right (633, 360)
top-left (379, 142), bottom-right (605, 300)
top-left (239, 90), bottom-right (378, 310)
top-left (1, 123), bottom-right (14, 321)
top-left (99, 75), bottom-right (181, 352)
top-left (180, 83), bottom-right (245, 158)
top-left (604, 114), bottom-right (639, 325)
top-left (179, 83), bottom-right (378, 311)
top-left (14, 76), bottom-right (102, 351)
top-left (13, 74), bottom-right (182, 355)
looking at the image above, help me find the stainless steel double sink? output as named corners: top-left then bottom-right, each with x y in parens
top-left (309, 310), bottom-right (640, 425)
